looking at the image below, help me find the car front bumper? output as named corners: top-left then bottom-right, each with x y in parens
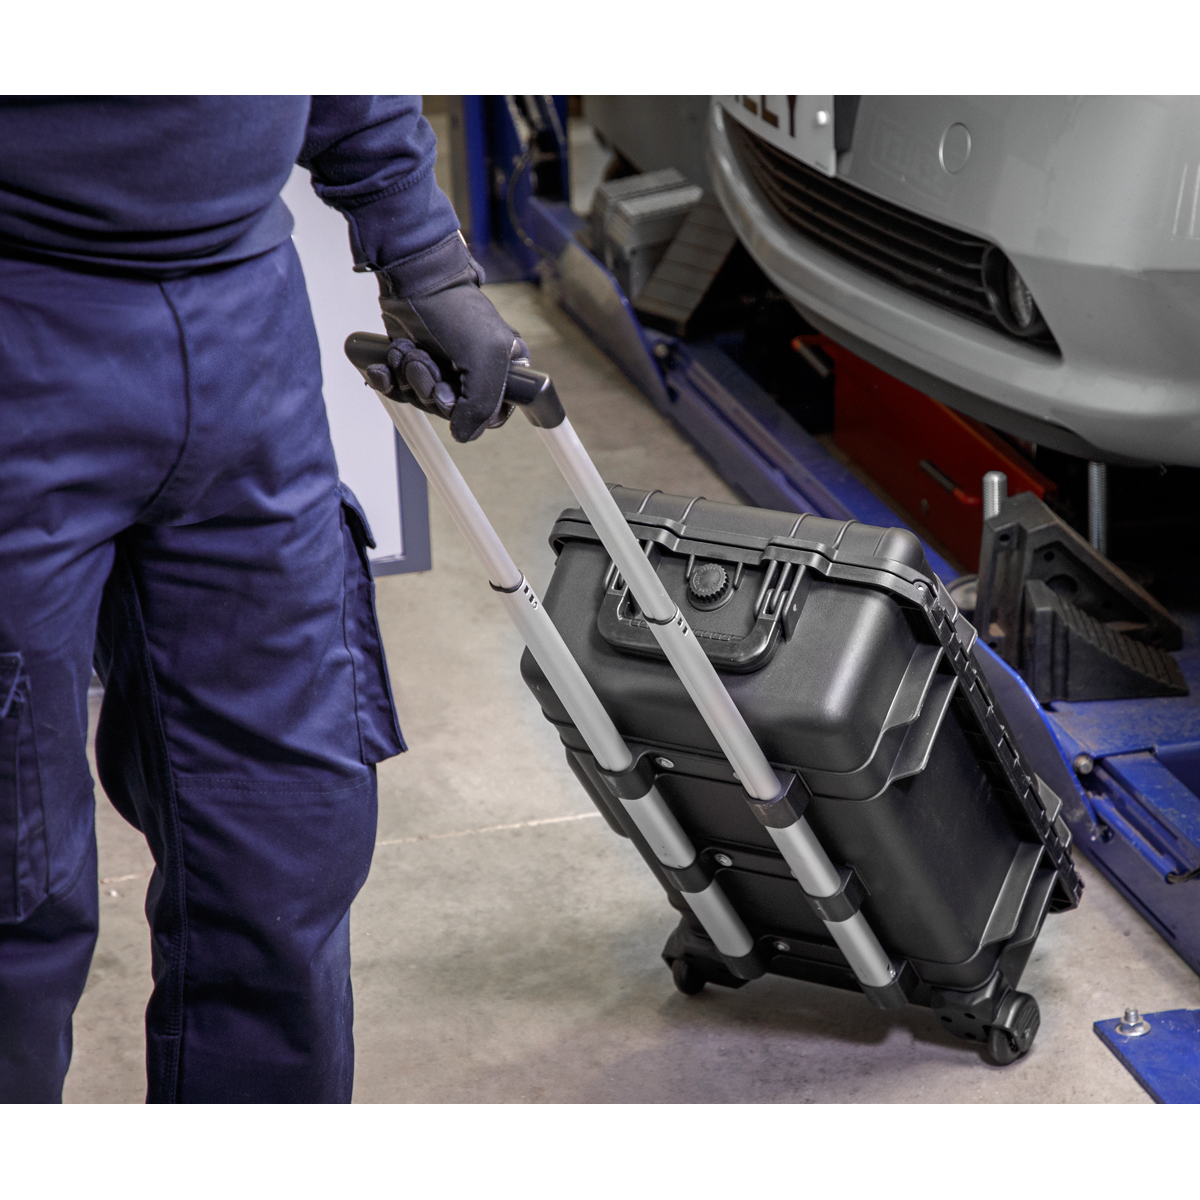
top-left (709, 102), bottom-right (1200, 468)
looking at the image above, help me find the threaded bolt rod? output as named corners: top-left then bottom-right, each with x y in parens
top-left (1088, 461), bottom-right (1108, 556)
top-left (982, 471), bottom-right (1008, 521)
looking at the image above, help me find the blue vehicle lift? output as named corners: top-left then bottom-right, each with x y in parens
top-left (461, 96), bottom-right (1200, 1097)
top-left (454, 95), bottom-right (570, 285)
top-left (1094, 1008), bottom-right (1200, 1103)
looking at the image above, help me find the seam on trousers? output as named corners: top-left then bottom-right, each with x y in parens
top-left (118, 556), bottom-right (191, 1102)
top-left (134, 283), bottom-right (194, 525)
top-left (26, 679), bottom-right (51, 907)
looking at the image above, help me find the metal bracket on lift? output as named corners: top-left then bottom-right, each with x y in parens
top-left (975, 490), bottom-right (1186, 702)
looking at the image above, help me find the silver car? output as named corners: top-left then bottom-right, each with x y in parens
top-left (710, 96), bottom-right (1200, 468)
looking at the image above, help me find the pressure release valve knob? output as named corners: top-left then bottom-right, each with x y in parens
top-left (689, 562), bottom-right (729, 602)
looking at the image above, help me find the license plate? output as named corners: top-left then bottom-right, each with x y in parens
top-left (718, 95), bottom-right (837, 177)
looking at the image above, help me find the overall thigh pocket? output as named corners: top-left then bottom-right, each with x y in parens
top-left (0, 652), bottom-right (49, 923)
top-left (337, 484), bottom-right (406, 764)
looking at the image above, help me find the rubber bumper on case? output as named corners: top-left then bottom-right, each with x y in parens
top-left (597, 750), bottom-right (658, 800)
top-left (744, 771), bottom-right (808, 827)
top-left (724, 948), bottom-right (767, 981)
top-left (803, 866), bottom-right (868, 923)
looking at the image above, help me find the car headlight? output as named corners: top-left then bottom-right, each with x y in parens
top-left (982, 247), bottom-right (1048, 339)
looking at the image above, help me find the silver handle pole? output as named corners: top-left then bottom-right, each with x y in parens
top-left (381, 399), bottom-right (626, 772)
top-left (387, 398), bottom-right (523, 593)
top-left (373, 395), bottom-right (754, 962)
top-left (766, 824), bottom-right (895, 986)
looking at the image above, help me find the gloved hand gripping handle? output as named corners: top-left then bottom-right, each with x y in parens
top-left (345, 332), bottom-right (565, 429)
top-left (346, 331), bottom-right (908, 1005)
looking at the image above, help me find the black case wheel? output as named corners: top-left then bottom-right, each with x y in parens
top-left (671, 958), bottom-right (708, 995)
top-left (987, 992), bottom-right (1040, 1065)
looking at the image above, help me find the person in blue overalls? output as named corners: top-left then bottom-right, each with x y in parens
top-left (0, 96), bottom-right (523, 1102)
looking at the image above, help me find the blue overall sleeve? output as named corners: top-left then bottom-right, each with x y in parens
top-left (298, 96), bottom-right (462, 272)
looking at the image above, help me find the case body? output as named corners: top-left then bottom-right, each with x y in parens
top-left (521, 487), bottom-right (1080, 1009)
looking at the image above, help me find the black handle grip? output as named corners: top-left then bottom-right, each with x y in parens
top-left (343, 332), bottom-right (565, 429)
top-left (502, 365), bottom-right (566, 429)
top-left (344, 331), bottom-right (391, 371)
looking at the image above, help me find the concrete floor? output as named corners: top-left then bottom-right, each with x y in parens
top-left (63, 283), bottom-right (1200, 1103)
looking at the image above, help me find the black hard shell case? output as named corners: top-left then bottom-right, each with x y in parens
top-left (521, 488), bottom-right (1081, 1025)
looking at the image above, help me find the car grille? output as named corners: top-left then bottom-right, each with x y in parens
top-left (727, 118), bottom-right (1060, 354)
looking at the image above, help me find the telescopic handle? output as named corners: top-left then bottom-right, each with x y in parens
top-left (346, 335), bottom-right (759, 966)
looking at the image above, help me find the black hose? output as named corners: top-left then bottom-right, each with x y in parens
top-left (1166, 864), bottom-right (1200, 884)
top-left (505, 147), bottom-right (555, 260)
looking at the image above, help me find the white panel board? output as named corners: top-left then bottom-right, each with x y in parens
top-left (282, 165), bottom-right (403, 561)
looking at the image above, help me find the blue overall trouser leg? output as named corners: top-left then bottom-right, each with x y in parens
top-left (0, 242), bottom-right (403, 1102)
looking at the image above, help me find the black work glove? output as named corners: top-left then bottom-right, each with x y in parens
top-left (373, 232), bottom-right (528, 443)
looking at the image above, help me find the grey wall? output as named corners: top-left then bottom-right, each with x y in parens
top-left (583, 96), bottom-right (713, 189)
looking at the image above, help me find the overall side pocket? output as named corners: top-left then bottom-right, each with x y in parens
top-left (0, 652), bottom-right (49, 923)
top-left (336, 483), bottom-right (406, 764)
